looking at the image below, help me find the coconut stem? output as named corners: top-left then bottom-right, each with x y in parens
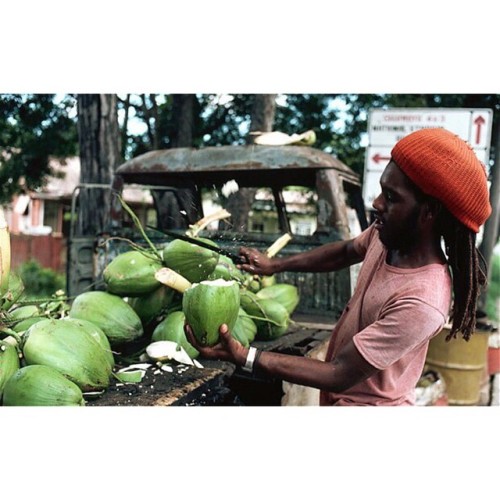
top-left (155, 268), bottom-right (192, 294)
top-left (243, 313), bottom-right (287, 328)
top-left (0, 327), bottom-right (23, 347)
top-left (187, 209), bottom-right (231, 237)
top-left (266, 233), bottom-right (292, 258)
top-left (117, 195), bottom-right (163, 261)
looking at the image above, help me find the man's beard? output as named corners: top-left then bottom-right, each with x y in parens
top-left (378, 205), bottom-right (421, 253)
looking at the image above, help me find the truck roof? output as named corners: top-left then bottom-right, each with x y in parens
top-left (113, 145), bottom-right (360, 188)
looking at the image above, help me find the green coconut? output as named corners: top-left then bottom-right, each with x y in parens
top-left (62, 317), bottom-right (115, 370)
top-left (128, 286), bottom-right (180, 327)
top-left (1, 272), bottom-right (25, 310)
top-left (152, 310), bottom-right (199, 359)
top-left (22, 318), bottom-right (113, 391)
top-left (2, 365), bottom-right (85, 406)
top-left (256, 283), bottom-right (300, 315)
top-left (182, 279), bottom-right (240, 347)
top-left (103, 250), bottom-right (163, 297)
top-left (8, 305), bottom-right (44, 333)
top-left (240, 290), bottom-right (289, 341)
top-left (0, 340), bottom-right (21, 399)
top-left (208, 254), bottom-right (245, 284)
top-left (231, 308), bottom-right (257, 348)
top-left (68, 291), bottom-right (144, 346)
top-left (245, 275), bottom-right (262, 293)
top-left (260, 275), bottom-right (277, 288)
top-left (163, 237), bottom-right (219, 283)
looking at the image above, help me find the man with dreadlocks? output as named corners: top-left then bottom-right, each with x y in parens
top-left (185, 128), bottom-right (492, 406)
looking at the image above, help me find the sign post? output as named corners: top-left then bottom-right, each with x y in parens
top-left (363, 108), bottom-right (493, 210)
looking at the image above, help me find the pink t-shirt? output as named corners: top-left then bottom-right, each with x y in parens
top-left (320, 224), bottom-right (452, 406)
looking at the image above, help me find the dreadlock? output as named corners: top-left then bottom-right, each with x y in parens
top-left (404, 179), bottom-right (488, 342)
top-left (439, 209), bottom-right (488, 341)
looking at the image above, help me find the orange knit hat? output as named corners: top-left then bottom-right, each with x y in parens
top-left (391, 128), bottom-right (492, 233)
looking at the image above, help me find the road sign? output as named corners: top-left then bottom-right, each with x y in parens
top-left (363, 108), bottom-right (493, 209)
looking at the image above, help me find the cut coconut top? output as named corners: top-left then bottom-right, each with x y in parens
top-left (195, 278), bottom-right (237, 287)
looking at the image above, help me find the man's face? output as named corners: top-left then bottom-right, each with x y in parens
top-left (371, 160), bottom-right (424, 252)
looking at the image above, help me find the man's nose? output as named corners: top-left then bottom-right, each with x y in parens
top-left (372, 192), bottom-right (383, 212)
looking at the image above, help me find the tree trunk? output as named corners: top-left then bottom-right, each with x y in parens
top-left (171, 94), bottom-right (194, 147)
top-left (76, 94), bottom-right (121, 236)
top-left (153, 94), bottom-right (200, 230)
top-left (120, 94), bottom-right (131, 158)
top-left (225, 94), bottom-right (277, 231)
top-left (248, 94), bottom-right (278, 139)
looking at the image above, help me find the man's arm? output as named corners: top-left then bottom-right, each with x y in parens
top-left (238, 238), bottom-right (363, 276)
top-left (251, 334), bottom-right (377, 393)
top-left (185, 324), bottom-right (378, 394)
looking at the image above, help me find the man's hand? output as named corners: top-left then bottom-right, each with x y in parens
top-left (238, 247), bottom-right (275, 276)
top-left (184, 323), bottom-right (248, 366)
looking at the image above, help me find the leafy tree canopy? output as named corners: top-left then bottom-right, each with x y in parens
top-left (0, 94), bottom-right (78, 203)
top-left (2, 93), bottom-right (500, 203)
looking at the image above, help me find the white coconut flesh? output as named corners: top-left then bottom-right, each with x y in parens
top-left (192, 278), bottom-right (237, 288)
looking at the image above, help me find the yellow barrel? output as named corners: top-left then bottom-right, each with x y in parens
top-left (425, 326), bottom-right (489, 405)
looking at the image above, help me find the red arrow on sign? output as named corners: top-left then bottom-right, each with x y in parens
top-left (372, 153), bottom-right (391, 164)
top-left (474, 115), bottom-right (486, 145)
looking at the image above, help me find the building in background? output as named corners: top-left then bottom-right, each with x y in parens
top-left (4, 157), bottom-right (153, 274)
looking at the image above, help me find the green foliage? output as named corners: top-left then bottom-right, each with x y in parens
top-left (119, 94), bottom-right (207, 158)
top-left (486, 252), bottom-right (500, 322)
top-left (4, 93), bottom-right (499, 197)
top-left (0, 94), bottom-right (78, 203)
top-left (198, 94), bottom-right (254, 146)
top-left (17, 260), bottom-right (66, 299)
top-left (274, 94), bottom-right (343, 149)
